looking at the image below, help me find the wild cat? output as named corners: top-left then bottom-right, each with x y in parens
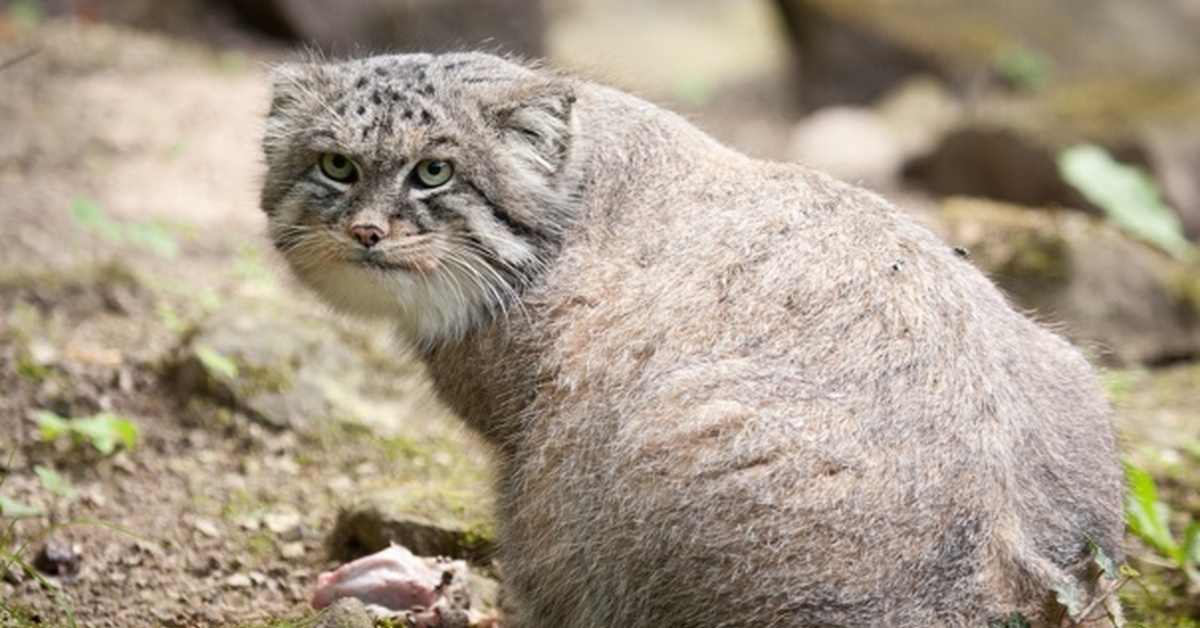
top-left (260, 52), bottom-right (1125, 627)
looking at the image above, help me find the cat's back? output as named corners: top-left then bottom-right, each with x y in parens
top-left (507, 101), bottom-right (1124, 625)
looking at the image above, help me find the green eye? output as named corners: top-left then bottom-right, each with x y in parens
top-left (413, 159), bottom-right (454, 188)
top-left (319, 153), bottom-right (359, 183)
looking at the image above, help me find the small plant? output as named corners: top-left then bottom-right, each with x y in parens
top-left (33, 465), bottom-right (78, 502)
top-left (195, 345), bottom-right (240, 380)
top-left (992, 43), bottom-right (1052, 90)
top-left (0, 452), bottom-right (44, 518)
top-left (0, 495), bottom-right (43, 518)
top-left (988, 610), bottom-right (1032, 628)
top-left (35, 410), bottom-right (139, 457)
top-left (1057, 144), bottom-right (1195, 261)
top-left (4, 0), bottom-right (42, 29)
top-left (69, 198), bottom-right (180, 259)
top-left (1124, 461), bottom-right (1200, 583)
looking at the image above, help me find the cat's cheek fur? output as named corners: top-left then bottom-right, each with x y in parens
top-left (292, 257), bottom-right (499, 347)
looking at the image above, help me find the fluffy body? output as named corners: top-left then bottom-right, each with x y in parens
top-left (261, 52), bottom-right (1125, 627)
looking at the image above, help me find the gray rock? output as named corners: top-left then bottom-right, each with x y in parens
top-left (312, 596), bottom-right (374, 628)
top-left (904, 80), bottom-right (1200, 244)
top-left (1145, 121), bottom-right (1200, 240)
top-left (166, 294), bottom-right (436, 434)
top-left (787, 106), bottom-right (904, 189)
top-left (774, 0), bottom-right (1200, 108)
top-left (225, 0), bottom-right (545, 58)
top-left (325, 488), bottom-right (495, 564)
top-left (937, 197), bottom-right (1200, 364)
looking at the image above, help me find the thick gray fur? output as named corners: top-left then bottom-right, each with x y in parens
top-left (260, 52), bottom-right (1125, 627)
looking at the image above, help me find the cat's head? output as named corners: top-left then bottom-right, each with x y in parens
top-left (260, 52), bottom-right (578, 348)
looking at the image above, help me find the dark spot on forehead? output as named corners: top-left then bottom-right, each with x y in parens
top-left (355, 76), bottom-right (369, 89)
top-left (371, 91), bottom-right (382, 106)
top-left (374, 66), bottom-right (388, 76)
top-left (402, 109), bottom-right (414, 120)
top-left (419, 83), bottom-right (435, 97)
top-left (335, 103), bottom-right (346, 116)
top-left (420, 110), bottom-right (435, 125)
top-left (356, 104), bottom-right (366, 116)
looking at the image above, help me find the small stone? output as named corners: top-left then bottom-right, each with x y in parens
top-left (237, 515), bottom-right (262, 531)
top-left (313, 596), bottom-right (374, 628)
top-left (272, 455), bottom-right (301, 475)
top-left (192, 518), bottom-right (221, 538)
top-left (133, 539), bottom-right (165, 558)
top-left (353, 461), bottom-right (378, 477)
top-left (226, 573), bottom-right (253, 588)
top-left (80, 486), bottom-right (107, 508)
top-left (280, 541), bottom-right (307, 560)
top-left (33, 540), bottom-right (83, 579)
top-left (327, 474), bottom-right (354, 492)
top-left (264, 511), bottom-right (302, 535)
top-left (28, 340), bottom-right (58, 366)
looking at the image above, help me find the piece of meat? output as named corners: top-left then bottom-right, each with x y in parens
top-left (310, 544), bottom-right (465, 612)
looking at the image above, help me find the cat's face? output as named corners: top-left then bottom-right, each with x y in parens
top-left (260, 53), bottom-right (576, 348)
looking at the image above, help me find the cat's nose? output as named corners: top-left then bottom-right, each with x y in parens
top-left (349, 223), bottom-right (388, 247)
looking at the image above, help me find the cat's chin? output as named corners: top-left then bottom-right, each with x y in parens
top-left (296, 260), bottom-right (493, 348)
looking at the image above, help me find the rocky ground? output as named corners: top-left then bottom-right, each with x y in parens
top-left (1, 3), bottom-right (1199, 627)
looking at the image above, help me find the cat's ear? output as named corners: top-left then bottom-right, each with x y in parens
top-left (266, 63), bottom-right (316, 118)
top-left (489, 82), bottom-right (576, 175)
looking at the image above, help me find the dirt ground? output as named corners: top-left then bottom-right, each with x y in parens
top-left (0, 13), bottom-right (440, 628)
top-left (1, 5), bottom-right (1199, 628)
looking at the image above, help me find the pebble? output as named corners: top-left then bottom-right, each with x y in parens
top-left (192, 518), bottom-right (221, 538)
top-left (226, 573), bottom-right (253, 588)
top-left (237, 515), bottom-right (262, 531)
top-left (279, 541), bottom-right (306, 560)
top-left (264, 511), bottom-right (302, 535)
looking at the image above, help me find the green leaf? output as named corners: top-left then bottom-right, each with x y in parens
top-left (993, 43), bottom-right (1052, 89)
top-left (1089, 540), bottom-right (1118, 579)
top-left (1124, 462), bottom-right (1182, 561)
top-left (1053, 578), bottom-right (1083, 617)
top-left (195, 345), bottom-right (239, 380)
top-left (71, 412), bottom-right (139, 456)
top-left (35, 410), bottom-right (71, 442)
top-left (34, 465), bottom-right (78, 501)
top-left (1183, 522), bottom-right (1200, 583)
top-left (69, 198), bottom-right (123, 244)
top-left (156, 302), bottom-right (188, 334)
top-left (988, 611), bottom-right (1032, 628)
top-left (7, 0), bottom-right (43, 28)
top-left (1057, 144), bottom-right (1195, 260)
top-left (1119, 564), bottom-right (1141, 578)
top-left (0, 494), bottom-right (44, 517)
top-left (126, 222), bottom-right (180, 258)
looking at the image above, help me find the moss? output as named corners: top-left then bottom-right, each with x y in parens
top-left (1164, 265), bottom-right (1200, 317)
top-left (377, 434), bottom-right (425, 463)
top-left (997, 227), bottom-right (1069, 280)
top-left (938, 197), bottom-right (1073, 314)
top-left (1024, 79), bottom-right (1200, 146)
top-left (244, 530), bottom-right (276, 561)
top-left (458, 518), bottom-right (498, 555)
top-left (237, 362), bottom-right (295, 397)
top-left (1118, 558), bottom-right (1200, 627)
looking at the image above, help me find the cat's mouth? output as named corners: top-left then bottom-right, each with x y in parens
top-left (350, 245), bottom-right (439, 274)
